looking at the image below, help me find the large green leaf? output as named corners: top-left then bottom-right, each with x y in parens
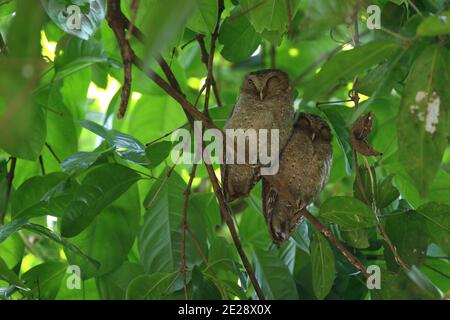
top-left (219, 13), bottom-right (261, 63)
top-left (97, 262), bottom-right (144, 300)
top-left (125, 272), bottom-right (178, 300)
top-left (0, 233), bottom-right (23, 269)
top-left (53, 36), bottom-right (114, 81)
top-left (187, 0), bottom-right (218, 34)
top-left (61, 163), bottom-right (141, 237)
top-left (384, 211), bottom-right (429, 272)
top-left (311, 231), bottom-right (335, 300)
top-left (11, 172), bottom-right (71, 219)
top-left (41, 0), bottom-right (107, 40)
top-left (319, 196), bottom-right (378, 230)
top-left (397, 45), bottom-right (449, 196)
top-left (0, 0), bottom-right (46, 160)
top-left (64, 184), bottom-right (140, 278)
top-left (253, 247), bottom-right (298, 300)
top-left (239, 0), bottom-right (301, 33)
top-left (139, 169), bottom-right (207, 273)
top-left (21, 262), bottom-right (66, 300)
top-left (319, 105), bottom-right (353, 175)
top-left (417, 11), bottom-right (450, 36)
top-left (417, 202), bottom-right (450, 255)
top-left (0, 256), bottom-right (27, 290)
top-left (303, 41), bottom-right (400, 103)
top-left (79, 120), bottom-right (148, 165)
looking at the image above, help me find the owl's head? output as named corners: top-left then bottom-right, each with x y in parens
top-left (297, 113), bottom-right (332, 142)
top-left (241, 69), bottom-right (291, 100)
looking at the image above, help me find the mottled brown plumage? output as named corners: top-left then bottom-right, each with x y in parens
top-left (222, 69), bottom-right (294, 202)
top-left (263, 113), bottom-right (333, 244)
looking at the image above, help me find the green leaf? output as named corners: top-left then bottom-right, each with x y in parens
top-left (219, 13), bottom-right (261, 63)
top-left (253, 247), bottom-right (299, 300)
top-left (320, 196), bottom-right (378, 230)
top-left (417, 202), bottom-right (450, 255)
top-left (61, 151), bottom-right (103, 173)
top-left (187, 0), bottom-right (218, 34)
top-left (64, 185), bottom-right (140, 278)
top-left (97, 262), bottom-right (144, 300)
top-left (125, 272), bottom-right (178, 300)
top-left (417, 11), bottom-right (450, 36)
top-left (0, 256), bottom-right (27, 290)
top-left (397, 45), bottom-right (449, 196)
top-left (341, 228), bottom-right (370, 249)
top-left (11, 172), bottom-right (70, 219)
top-left (41, 0), bottom-right (107, 40)
top-left (0, 233), bottom-right (24, 269)
top-left (0, 0), bottom-right (46, 160)
top-left (24, 223), bottom-right (100, 269)
top-left (79, 120), bottom-right (148, 165)
top-left (54, 36), bottom-right (114, 81)
top-left (61, 163), bottom-right (141, 237)
top-left (21, 262), bottom-right (66, 300)
top-left (319, 105), bottom-right (353, 175)
top-left (303, 41), bottom-right (400, 103)
top-left (407, 266), bottom-right (442, 299)
top-left (0, 218), bottom-right (28, 243)
top-left (191, 266), bottom-right (222, 300)
top-left (311, 231), bottom-right (335, 299)
top-left (291, 220), bottom-right (310, 254)
top-left (239, 0), bottom-right (301, 33)
top-left (139, 169), bottom-right (207, 273)
top-left (384, 211), bottom-right (429, 272)
top-left (146, 141), bottom-right (174, 169)
top-left (377, 174), bottom-right (400, 208)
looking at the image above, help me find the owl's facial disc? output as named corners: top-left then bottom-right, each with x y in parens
top-left (247, 75), bottom-right (266, 100)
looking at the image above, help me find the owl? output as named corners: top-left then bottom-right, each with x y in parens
top-left (263, 113), bottom-right (333, 245)
top-left (221, 69), bottom-right (294, 202)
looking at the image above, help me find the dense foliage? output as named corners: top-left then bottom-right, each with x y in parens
top-left (0, 0), bottom-right (449, 300)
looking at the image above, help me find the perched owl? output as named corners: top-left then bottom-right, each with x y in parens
top-left (263, 113), bottom-right (333, 244)
top-left (221, 69), bottom-right (294, 202)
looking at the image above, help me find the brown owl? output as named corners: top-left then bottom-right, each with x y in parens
top-left (221, 69), bottom-right (294, 202)
top-left (263, 113), bottom-right (333, 244)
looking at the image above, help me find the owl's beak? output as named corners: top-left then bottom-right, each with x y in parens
top-left (259, 90), bottom-right (265, 101)
top-left (311, 132), bottom-right (316, 141)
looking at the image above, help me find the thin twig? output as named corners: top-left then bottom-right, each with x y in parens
top-left (45, 143), bottom-right (61, 163)
top-left (361, 155), bottom-right (409, 272)
top-left (38, 156), bottom-right (46, 176)
top-left (196, 34), bottom-right (223, 107)
top-left (203, 0), bottom-right (224, 116)
top-left (0, 32), bottom-right (7, 55)
top-left (1, 157), bottom-right (16, 225)
top-left (181, 164), bottom-right (198, 300)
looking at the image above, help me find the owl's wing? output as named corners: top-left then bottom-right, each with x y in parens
top-left (262, 178), bottom-right (277, 223)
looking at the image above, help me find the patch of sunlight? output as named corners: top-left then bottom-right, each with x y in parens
top-left (40, 30), bottom-right (56, 61)
top-left (288, 48), bottom-right (300, 57)
top-left (46, 215), bottom-right (57, 230)
top-left (60, 249), bottom-right (67, 261)
top-left (21, 254), bottom-right (41, 274)
top-left (132, 91), bottom-right (142, 103)
top-left (187, 77), bottom-right (207, 93)
top-left (87, 76), bottom-right (121, 112)
top-left (342, 43), bottom-right (354, 51)
top-left (251, 45), bottom-right (262, 57)
top-left (315, 67), bottom-right (321, 74)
